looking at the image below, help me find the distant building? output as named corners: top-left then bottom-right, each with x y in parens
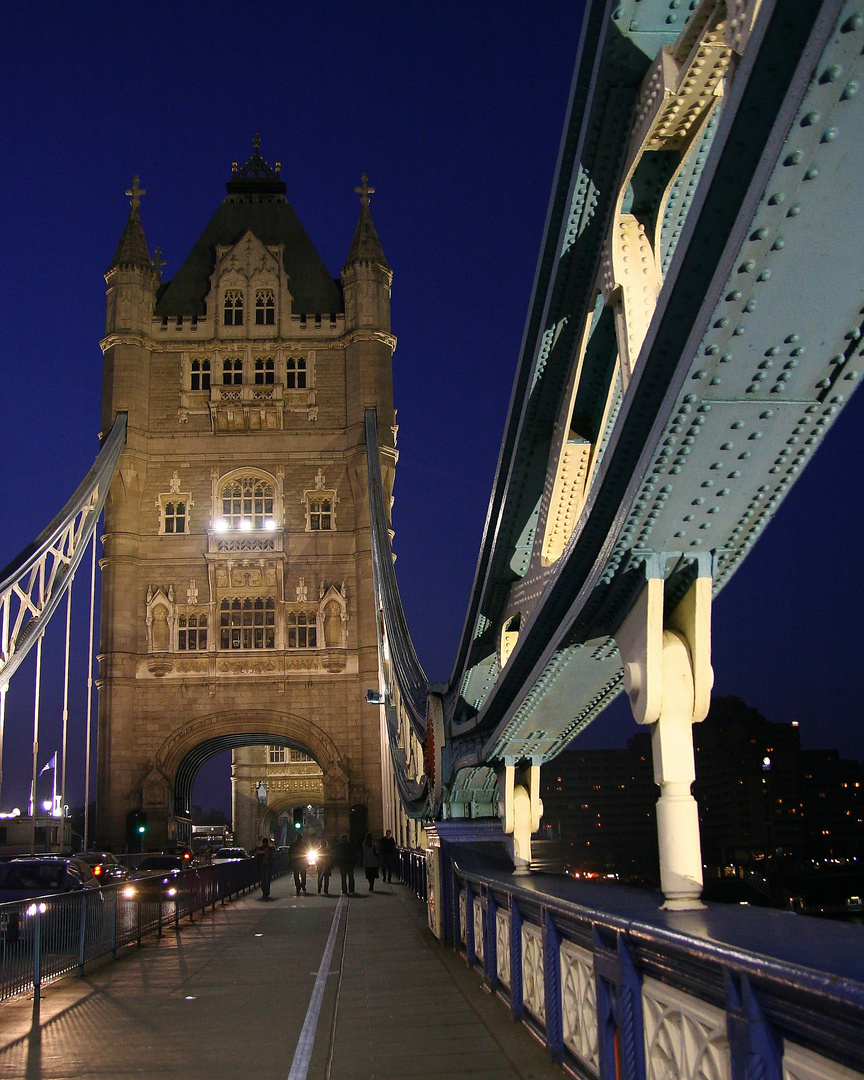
top-left (540, 733), bottom-right (658, 883)
top-left (542, 696), bottom-right (864, 881)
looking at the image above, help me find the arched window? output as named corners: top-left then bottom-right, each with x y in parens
top-left (254, 357), bottom-right (275, 385)
top-left (163, 501), bottom-right (186, 534)
top-left (224, 290), bottom-right (244, 326)
top-left (255, 290), bottom-right (275, 325)
top-left (222, 357), bottom-right (243, 385)
top-left (287, 611), bottom-right (317, 649)
top-left (220, 476), bottom-right (274, 529)
top-left (219, 598), bottom-right (275, 649)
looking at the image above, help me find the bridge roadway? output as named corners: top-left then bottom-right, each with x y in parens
top-left (0, 876), bottom-right (561, 1080)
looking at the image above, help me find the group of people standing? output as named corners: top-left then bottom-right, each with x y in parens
top-left (261, 828), bottom-right (398, 898)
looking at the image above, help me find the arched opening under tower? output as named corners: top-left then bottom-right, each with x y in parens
top-left (176, 733), bottom-right (330, 850)
top-left (144, 710), bottom-right (353, 853)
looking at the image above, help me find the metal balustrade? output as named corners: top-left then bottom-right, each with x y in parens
top-left (442, 846), bottom-right (864, 1080)
top-left (0, 853), bottom-right (289, 1002)
top-left (397, 846), bottom-right (428, 903)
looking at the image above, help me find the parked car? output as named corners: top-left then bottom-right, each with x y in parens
top-left (212, 847), bottom-right (249, 862)
top-left (79, 851), bottom-right (130, 884)
top-left (124, 855), bottom-right (188, 903)
top-left (0, 856), bottom-right (101, 945)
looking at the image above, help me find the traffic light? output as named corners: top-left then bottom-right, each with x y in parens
top-left (126, 809), bottom-right (148, 850)
top-left (292, 807), bottom-right (303, 831)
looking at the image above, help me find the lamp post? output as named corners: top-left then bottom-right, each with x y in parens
top-left (256, 781), bottom-right (268, 845)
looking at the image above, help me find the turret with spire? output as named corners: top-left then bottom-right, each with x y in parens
top-left (101, 175), bottom-right (158, 437)
top-left (341, 174), bottom-right (395, 442)
top-left (104, 175), bottom-right (159, 337)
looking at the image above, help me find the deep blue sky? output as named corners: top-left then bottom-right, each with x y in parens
top-left (0, 2), bottom-right (861, 820)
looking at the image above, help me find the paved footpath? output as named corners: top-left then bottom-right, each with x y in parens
top-left (0, 874), bottom-right (562, 1080)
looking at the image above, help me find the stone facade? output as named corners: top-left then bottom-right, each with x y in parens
top-left (96, 154), bottom-right (396, 851)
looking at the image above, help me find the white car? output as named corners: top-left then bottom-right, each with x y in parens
top-left (212, 847), bottom-right (249, 862)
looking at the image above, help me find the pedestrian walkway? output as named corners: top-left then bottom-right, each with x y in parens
top-left (0, 873), bottom-right (562, 1080)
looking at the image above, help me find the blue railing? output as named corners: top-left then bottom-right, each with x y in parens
top-left (397, 846), bottom-right (428, 902)
top-left (447, 847), bottom-right (864, 1080)
top-left (0, 852), bottom-right (289, 1002)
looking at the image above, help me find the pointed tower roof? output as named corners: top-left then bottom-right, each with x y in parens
top-left (108, 176), bottom-right (154, 272)
top-left (344, 175), bottom-right (390, 270)
top-left (155, 137), bottom-right (343, 318)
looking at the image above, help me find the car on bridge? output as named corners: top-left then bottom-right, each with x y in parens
top-left (123, 855), bottom-right (188, 903)
top-left (79, 851), bottom-right (130, 885)
top-left (211, 847), bottom-right (249, 862)
top-left (0, 856), bottom-right (102, 946)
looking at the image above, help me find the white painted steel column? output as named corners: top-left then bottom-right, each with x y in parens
top-left (616, 569), bottom-right (712, 908)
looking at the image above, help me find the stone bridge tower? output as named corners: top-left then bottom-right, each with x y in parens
top-left (97, 147), bottom-right (396, 851)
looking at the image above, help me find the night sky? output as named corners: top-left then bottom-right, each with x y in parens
top-left (1, 3), bottom-right (861, 822)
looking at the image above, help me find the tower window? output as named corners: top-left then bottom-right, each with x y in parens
top-left (288, 611), bottom-right (317, 648)
top-left (254, 357), bottom-right (275, 385)
top-left (219, 597), bottom-right (275, 650)
top-left (163, 501), bottom-right (186, 534)
top-left (220, 476), bottom-right (274, 529)
top-left (190, 359), bottom-right (210, 391)
top-left (222, 358), bottom-right (243, 385)
top-left (268, 745), bottom-right (286, 764)
top-left (178, 613), bottom-right (207, 650)
top-left (286, 357), bottom-right (307, 389)
top-left (308, 498), bottom-right (332, 531)
top-left (255, 290), bottom-right (275, 325)
top-left (224, 290), bottom-right (244, 326)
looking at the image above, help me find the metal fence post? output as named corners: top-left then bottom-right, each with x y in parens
top-left (543, 907), bottom-right (564, 1059)
top-left (78, 893), bottom-right (88, 975)
top-left (32, 907), bottom-right (42, 1005)
top-left (727, 972), bottom-right (782, 1080)
top-left (509, 898), bottom-right (524, 1019)
top-left (484, 891), bottom-right (499, 994)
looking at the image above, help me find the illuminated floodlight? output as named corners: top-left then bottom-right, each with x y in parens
top-left (12, 808), bottom-right (20, 817)
top-left (239, 519), bottom-right (253, 531)
top-left (25, 903), bottom-right (47, 917)
top-left (42, 800), bottom-right (52, 812)
top-left (213, 518), bottom-right (229, 533)
top-left (264, 519), bottom-right (277, 531)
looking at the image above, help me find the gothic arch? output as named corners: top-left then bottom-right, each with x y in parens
top-left (154, 708), bottom-right (350, 819)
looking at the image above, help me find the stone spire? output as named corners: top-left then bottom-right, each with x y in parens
top-left (344, 174), bottom-right (389, 270)
top-left (108, 175), bottom-right (154, 272)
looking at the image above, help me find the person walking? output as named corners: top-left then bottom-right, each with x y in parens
top-left (255, 837), bottom-right (275, 900)
top-left (289, 831), bottom-right (308, 895)
top-left (317, 838), bottom-right (333, 894)
top-left (362, 832), bottom-right (379, 892)
top-left (336, 833), bottom-right (355, 895)
top-left (378, 828), bottom-right (396, 884)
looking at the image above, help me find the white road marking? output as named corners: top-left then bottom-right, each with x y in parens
top-left (287, 896), bottom-right (345, 1080)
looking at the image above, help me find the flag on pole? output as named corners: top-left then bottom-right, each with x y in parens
top-left (39, 752), bottom-right (56, 776)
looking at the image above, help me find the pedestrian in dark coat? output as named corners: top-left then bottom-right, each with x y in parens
top-left (317, 838), bottom-right (333, 894)
top-left (289, 832), bottom-right (308, 895)
top-left (378, 829), bottom-right (396, 883)
top-left (336, 833), bottom-right (355, 895)
top-left (255, 837), bottom-right (275, 899)
top-left (362, 832), bottom-right (379, 892)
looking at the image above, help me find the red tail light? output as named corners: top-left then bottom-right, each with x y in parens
top-left (93, 866), bottom-right (102, 876)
